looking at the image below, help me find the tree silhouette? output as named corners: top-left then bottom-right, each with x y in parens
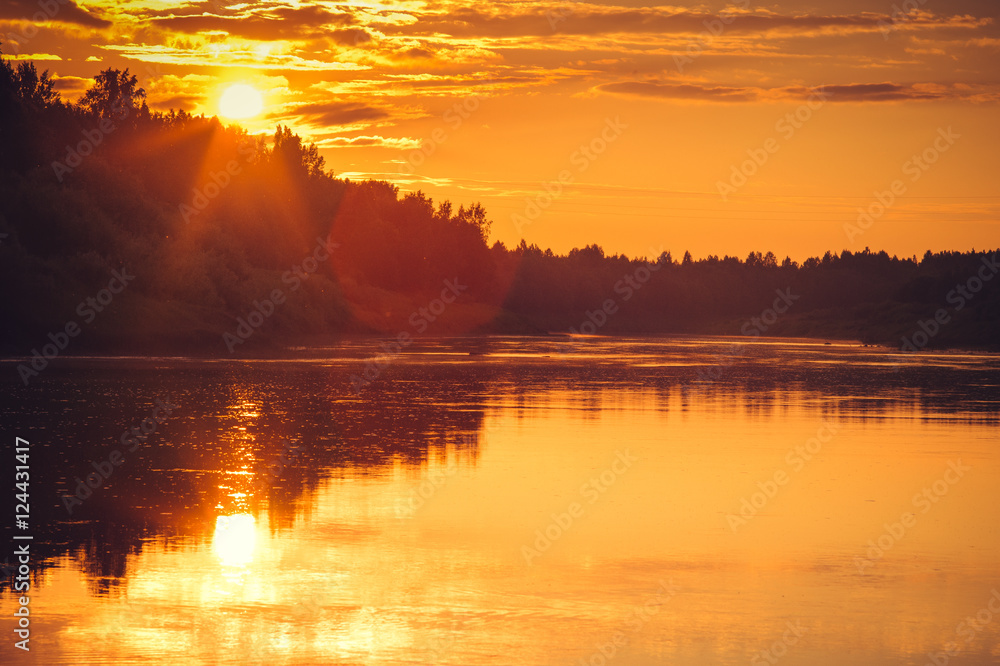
top-left (7, 61), bottom-right (58, 110)
top-left (273, 124), bottom-right (327, 179)
top-left (0, 51), bottom-right (997, 352)
top-left (79, 68), bottom-right (147, 122)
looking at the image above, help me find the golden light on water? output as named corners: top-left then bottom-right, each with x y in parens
top-left (10, 352), bottom-right (1000, 664)
top-left (213, 513), bottom-right (257, 567)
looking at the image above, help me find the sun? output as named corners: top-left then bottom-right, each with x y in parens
top-left (219, 84), bottom-right (263, 120)
top-left (213, 513), bottom-right (256, 567)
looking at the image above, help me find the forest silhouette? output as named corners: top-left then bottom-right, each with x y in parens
top-left (2, 52), bottom-right (997, 353)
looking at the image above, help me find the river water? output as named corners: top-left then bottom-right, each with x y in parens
top-left (1, 336), bottom-right (998, 665)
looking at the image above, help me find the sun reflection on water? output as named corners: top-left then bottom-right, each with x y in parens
top-left (213, 513), bottom-right (256, 567)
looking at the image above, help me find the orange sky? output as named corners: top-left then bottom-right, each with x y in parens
top-left (2, 0), bottom-right (998, 260)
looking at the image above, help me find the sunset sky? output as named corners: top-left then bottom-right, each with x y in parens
top-left (2, 0), bottom-right (998, 260)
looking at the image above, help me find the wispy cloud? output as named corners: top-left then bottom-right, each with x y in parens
top-left (596, 80), bottom-right (1000, 103)
top-left (274, 101), bottom-right (392, 127)
top-left (315, 135), bottom-right (423, 149)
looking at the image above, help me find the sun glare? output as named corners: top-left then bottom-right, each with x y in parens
top-left (219, 84), bottom-right (263, 119)
top-left (213, 513), bottom-right (257, 567)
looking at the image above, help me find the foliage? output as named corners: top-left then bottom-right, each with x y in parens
top-left (1, 50), bottom-right (997, 351)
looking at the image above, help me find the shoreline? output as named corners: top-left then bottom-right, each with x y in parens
top-left (2, 330), bottom-right (997, 363)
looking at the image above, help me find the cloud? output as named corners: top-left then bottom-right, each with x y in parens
top-left (387, 7), bottom-right (990, 39)
top-left (310, 72), bottom-right (514, 100)
top-left (330, 28), bottom-right (372, 46)
top-left (772, 82), bottom-right (1000, 102)
top-left (51, 74), bottom-right (91, 98)
top-left (596, 81), bottom-right (756, 101)
top-left (0, 0), bottom-right (110, 28)
top-left (153, 5), bottom-right (355, 40)
top-left (596, 80), bottom-right (1000, 103)
top-left (6, 52), bottom-right (61, 61)
top-left (99, 45), bottom-right (369, 71)
top-left (315, 135), bottom-right (422, 149)
top-left (803, 82), bottom-right (939, 101)
top-left (149, 94), bottom-right (206, 111)
top-left (402, 46), bottom-right (434, 59)
top-left (277, 101), bottom-right (391, 127)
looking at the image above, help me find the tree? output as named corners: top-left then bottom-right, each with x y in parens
top-left (79, 68), bottom-right (147, 121)
top-left (0, 43), bottom-right (15, 104)
top-left (273, 124), bottom-right (327, 179)
top-left (10, 61), bottom-right (59, 110)
top-left (455, 202), bottom-right (491, 243)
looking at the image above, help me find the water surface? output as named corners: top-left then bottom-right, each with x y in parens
top-left (2, 337), bottom-right (999, 665)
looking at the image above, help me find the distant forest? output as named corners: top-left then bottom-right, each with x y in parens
top-left (2, 52), bottom-right (998, 354)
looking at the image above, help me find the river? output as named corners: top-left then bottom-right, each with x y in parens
top-left (1, 336), bottom-right (998, 665)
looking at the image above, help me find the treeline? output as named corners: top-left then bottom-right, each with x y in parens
top-left (0, 53), bottom-right (498, 351)
top-left (1, 53), bottom-right (997, 352)
top-left (502, 244), bottom-right (999, 348)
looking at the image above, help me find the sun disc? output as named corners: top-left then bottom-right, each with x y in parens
top-left (219, 84), bottom-right (263, 120)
